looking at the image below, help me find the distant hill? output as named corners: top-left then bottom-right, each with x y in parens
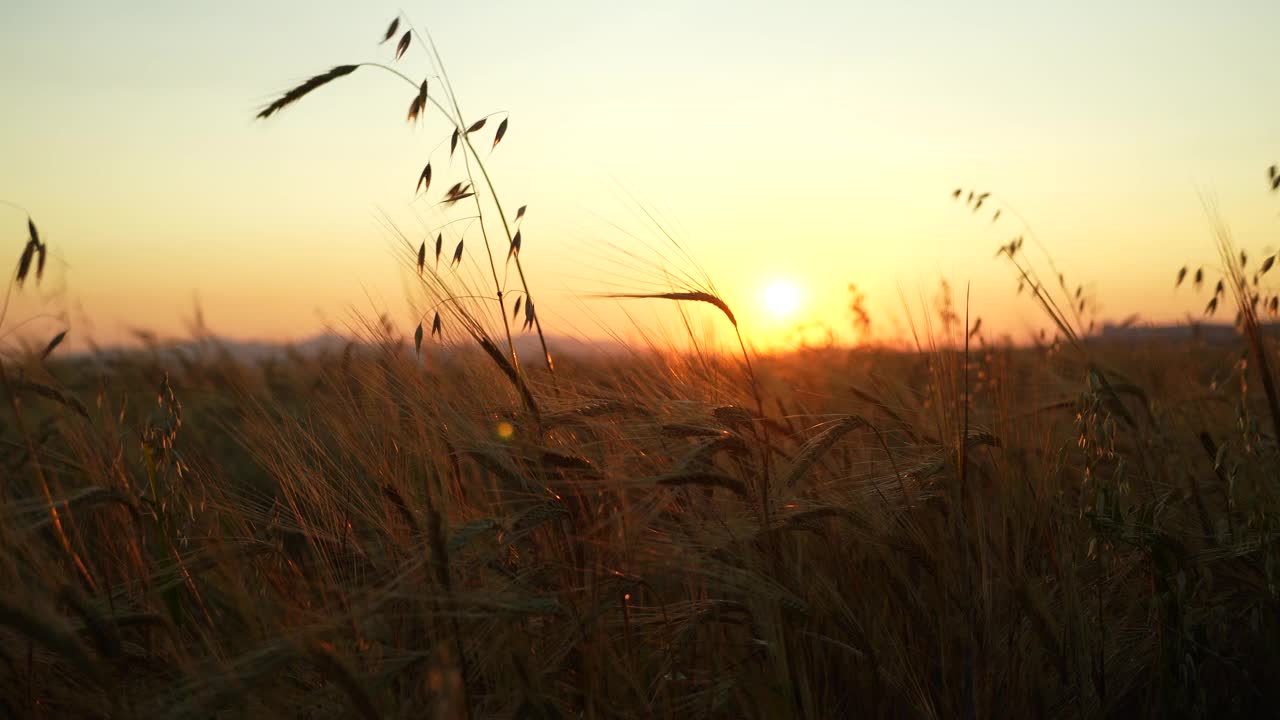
top-left (66, 322), bottom-right (1278, 365)
top-left (72, 331), bottom-right (618, 364)
top-left (1094, 321), bottom-right (1278, 345)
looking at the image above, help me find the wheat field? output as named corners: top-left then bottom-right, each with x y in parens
top-left (3, 12), bottom-right (1280, 720)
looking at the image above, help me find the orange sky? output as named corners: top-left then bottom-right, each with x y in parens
top-left (2, 1), bottom-right (1279, 353)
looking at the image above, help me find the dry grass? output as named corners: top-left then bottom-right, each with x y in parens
top-left (1, 304), bottom-right (1278, 717)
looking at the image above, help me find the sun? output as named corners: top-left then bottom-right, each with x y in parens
top-left (760, 279), bottom-right (802, 319)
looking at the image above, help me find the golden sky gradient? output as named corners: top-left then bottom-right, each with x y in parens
top-left (2, 1), bottom-right (1279, 351)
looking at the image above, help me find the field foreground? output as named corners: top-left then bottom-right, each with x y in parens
top-left (2, 331), bottom-right (1279, 718)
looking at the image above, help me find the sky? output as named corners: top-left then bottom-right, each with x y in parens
top-left (2, 0), bottom-right (1278, 352)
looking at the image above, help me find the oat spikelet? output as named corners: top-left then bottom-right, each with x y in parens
top-left (380, 17), bottom-right (400, 43)
top-left (443, 181), bottom-right (474, 206)
top-left (256, 65), bottom-right (359, 119)
top-left (17, 240), bottom-right (36, 286)
top-left (492, 117), bottom-right (508, 149)
top-left (41, 330), bottom-right (67, 360)
top-left (523, 297), bottom-right (535, 331)
top-left (452, 240), bottom-right (464, 267)
top-left (416, 162), bottom-right (432, 194)
top-left (416, 242), bottom-right (426, 275)
top-left (466, 117), bottom-right (487, 134)
top-left (507, 230), bottom-right (521, 261)
top-left (434, 233), bottom-right (442, 266)
top-left (394, 31), bottom-right (411, 60)
top-left (407, 79), bottom-right (429, 123)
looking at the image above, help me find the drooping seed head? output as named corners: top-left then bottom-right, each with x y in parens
top-left (507, 230), bottom-right (521, 262)
top-left (407, 79), bottom-right (429, 123)
top-left (523, 297), bottom-right (536, 331)
top-left (416, 162), bottom-right (432, 195)
top-left (256, 65), bottom-right (360, 120)
top-left (40, 330), bottom-right (66, 360)
top-left (492, 118), bottom-right (508, 149)
top-left (16, 241), bottom-right (36, 287)
top-left (381, 17), bottom-right (400, 43)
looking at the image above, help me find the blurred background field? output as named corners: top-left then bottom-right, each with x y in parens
top-left (4, 298), bottom-right (1280, 717)
top-left (4, 4), bottom-right (1280, 718)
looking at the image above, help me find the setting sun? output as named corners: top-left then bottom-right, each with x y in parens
top-left (760, 279), bottom-right (802, 319)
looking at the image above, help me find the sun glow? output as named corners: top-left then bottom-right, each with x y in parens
top-left (760, 279), bottom-right (802, 320)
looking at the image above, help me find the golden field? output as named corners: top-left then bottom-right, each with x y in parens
top-left (3, 12), bottom-right (1280, 719)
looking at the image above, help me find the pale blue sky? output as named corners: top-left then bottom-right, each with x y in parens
top-left (2, 1), bottom-right (1278, 347)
